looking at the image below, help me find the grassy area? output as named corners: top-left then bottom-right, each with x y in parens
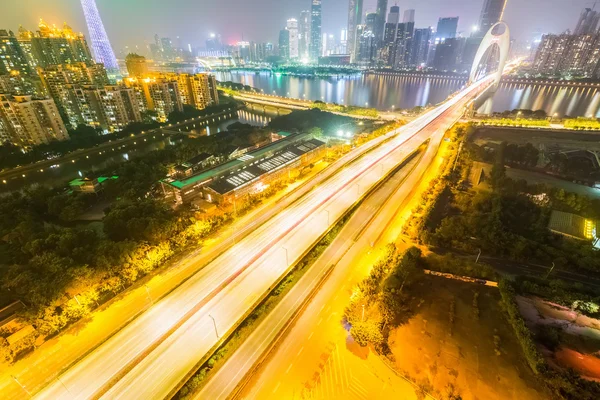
top-left (388, 275), bottom-right (547, 400)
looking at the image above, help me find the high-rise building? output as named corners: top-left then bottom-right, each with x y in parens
top-left (0, 29), bottom-right (33, 77)
top-left (37, 62), bottom-right (109, 127)
top-left (123, 76), bottom-right (182, 122)
top-left (175, 73), bottom-right (219, 110)
top-left (279, 29), bottom-right (290, 59)
top-left (382, 21), bottom-right (398, 66)
top-left (478, 0), bottom-right (507, 35)
top-left (435, 17), bottom-right (459, 41)
top-left (374, 0), bottom-right (389, 45)
top-left (388, 6), bottom-right (400, 24)
top-left (532, 33), bottom-right (600, 77)
top-left (410, 28), bottom-right (432, 67)
top-left (574, 8), bottom-right (600, 35)
top-left (340, 29), bottom-right (348, 54)
top-left (0, 94), bottom-right (69, 146)
top-left (403, 9), bottom-right (416, 24)
top-left (125, 53), bottom-right (148, 77)
top-left (299, 10), bottom-right (311, 59)
top-left (80, 0), bottom-right (119, 75)
top-left (394, 22), bottom-right (415, 69)
top-left (310, 0), bottom-right (322, 61)
top-left (356, 25), bottom-right (376, 64)
top-left (287, 19), bottom-right (299, 59)
top-left (347, 0), bottom-right (364, 61)
top-left (433, 37), bottom-right (465, 71)
top-left (19, 20), bottom-right (94, 68)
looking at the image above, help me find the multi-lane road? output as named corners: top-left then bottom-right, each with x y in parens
top-left (32, 74), bottom-right (494, 400)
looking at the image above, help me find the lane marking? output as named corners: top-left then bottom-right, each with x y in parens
top-left (297, 346), bottom-right (304, 356)
top-left (308, 331), bottom-right (314, 340)
top-left (272, 381), bottom-right (281, 394)
top-left (317, 317), bottom-right (323, 326)
top-left (286, 363), bottom-right (293, 374)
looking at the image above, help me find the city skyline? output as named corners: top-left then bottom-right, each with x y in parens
top-left (0, 0), bottom-right (589, 53)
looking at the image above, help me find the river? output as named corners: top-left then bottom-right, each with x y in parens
top-left (0, 108), bottom-right (275, 194)
top-left (215, 71), bottom-right (600, 118)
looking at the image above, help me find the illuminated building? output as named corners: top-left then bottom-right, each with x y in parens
top-left (80, 0), bottom-right (119, 75)
top-left (38, 62), bottom-right (109, 126)
top-left (125, 53), bottom-right (148, 77)
top-left (393, 22), bottom-right (414, 69)
top-left (0, 94), bottom-right (69, 146)
top-left (299, 10), bottom-right (311, 59)
top-left (410, 28), bottom-right (433, 67)
top-left (123, 76), bottom-right (182, 122)
top-left (533, 33), bottom-right (600, 77)
top-left (279, 29), bottom-right (290, 59)
top-left (160, 132), bottom-right (326, 206)
top-left (435, 17), bottom-right (458, 41)
top-left (0, 29), bottom-right (33, 77)
top-left (347, 0), bottom-right (363, 62)
top-left (310, 0), bottom-right (322, 61)
top-left (77, 85), bottom-right (141, 132)
top-left (380, 6), bottom-right (399, 66)
top-left (175, 73), bottom-right (219, 110)
top-left (287, 19), bottom-right (299, 59)
top-left (433, 38), bottom-right (465, 71)
top-left (374, 0), bottom-right (388, 45)
top-left (19, 20), bottom-right (93, 68)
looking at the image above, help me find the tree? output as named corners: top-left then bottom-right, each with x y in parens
top-left (350, 321), bottom-right (384, 347)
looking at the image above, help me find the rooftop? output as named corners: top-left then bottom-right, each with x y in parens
top-left (208, 138), bottom-right (325, 195)
top-left (163, 132), bottom-right (312, 190)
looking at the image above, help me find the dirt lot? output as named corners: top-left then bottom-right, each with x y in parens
top-left (388, 275), bottom-right (549, 400)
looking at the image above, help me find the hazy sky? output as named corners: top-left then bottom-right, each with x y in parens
top-left (0, 0), bottom-right (587, 53)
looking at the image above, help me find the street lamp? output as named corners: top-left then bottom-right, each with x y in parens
top-left (208, 314), bottom-right (219, 338)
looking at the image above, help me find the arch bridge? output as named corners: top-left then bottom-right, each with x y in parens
top-left (469, 22), bottom-right (510, 88)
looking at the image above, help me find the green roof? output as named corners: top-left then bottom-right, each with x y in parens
top-left (98, 176), bottom-right (119, 183)
top-left (165, 159), bottom-right (244, 189)
top-left (69, 176), bottom-right (119, 186)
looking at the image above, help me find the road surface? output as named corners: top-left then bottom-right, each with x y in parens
top-left (33, 75), bottom-right (494, 400)
top-left (232, 117), bottom-right (448, 400)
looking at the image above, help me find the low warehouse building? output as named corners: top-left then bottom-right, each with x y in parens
top-left (160, 133), bottom-right (326, 205)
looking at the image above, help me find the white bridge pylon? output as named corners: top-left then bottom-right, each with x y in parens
top-left (469, 22), bottom-right (510, 87)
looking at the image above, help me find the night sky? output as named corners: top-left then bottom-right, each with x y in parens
top-left (0, 0), bottom-right (587, 52)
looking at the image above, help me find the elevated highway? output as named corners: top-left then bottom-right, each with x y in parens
top-left (33, 74), bottom-right (496, 400)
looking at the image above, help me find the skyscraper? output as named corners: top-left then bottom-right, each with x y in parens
top-left (80, 0), bottom-right (119, 75)
top-left (0, 30), bottom-right (32, 77)
top-left (374, 0), bottom-right (388, 45)
top-left (310, 0), bottom-right (322, 61)
top-left (478, 0), bottom-right (507, 34)
top-left (279, 29), bottom-right (290, 59)
top-left (574, 8), bottom-right (600, 35)
top-left (410, 28), bottom-right (432, 67)
top-left (347, 0), bottom-right (363, 61)
top-left (287, 19), bottom-right (299, 59)
top-left (403, 10), bottom-right (415, 24)
top-left (388, 5), bottom-right (400, 24)
top-left (299, 10), bottom-right (311, 59)
top-left (436, 17), bottom-right (459, 41)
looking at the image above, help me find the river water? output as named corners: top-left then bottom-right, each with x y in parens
top-left (0, 108), bottom-right (275, 193)
top-left (215, 71), bottom-right (600, 118)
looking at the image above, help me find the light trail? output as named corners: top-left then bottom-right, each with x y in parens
top-left (34, 75), bottom-right (494, 400)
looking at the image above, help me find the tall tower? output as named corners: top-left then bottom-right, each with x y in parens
top-left (299, 10), bottom-right (311, 59)
top-left (347, 0), bottom-right (363, 61)
top-left (478, 0), bottom-right (507, 35)
top-left (310, 0), bottom-right (322, 61)
top-left (287, 19), bottom-right (299, 59)
top-left (374, 0), bottom-right (388, 44)
top-left (80, 0), bottom-right (119, 75)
